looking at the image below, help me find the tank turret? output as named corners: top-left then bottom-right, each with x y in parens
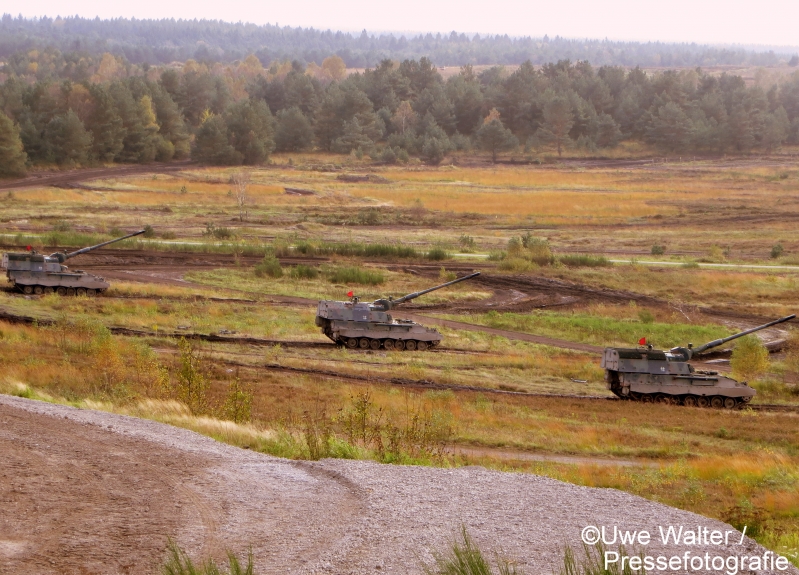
top-left (601, 314), bottom-right (795, 408)
top-left (2, 229), bottom-right (147, 296)
top-left (316, 272), bottom-right (480, 351)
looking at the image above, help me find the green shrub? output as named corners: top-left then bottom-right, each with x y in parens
top-left (289, 264), bottom-right (319, 280)
top-left (771, 243), bottom-right (784, 259)
top-left (508, 235), bottom-right (553, 266)
top-left (161, 231), bottom-right (177, 240)
top-left (558, 254), bottom-right (611, 268)
top-left (459, 235), bottom-right (477, 251)
top-left (498, 257), bottom-right (536, 272)
top-left (425, 526), bottom-right (521, 575)
top-left (731, 335), bottom-right (770, 381)
top-left (204, 223), bottom-right (234, 240)
top-left (254, 256), bottom-right (283, 278)
top-left (651, 244), bottom-right (665, 255)
top-left (52, 220), bottom-right (72, 232)
top-left (329, 266), bottom-right (384, 285)
top-left (559, 543), bottom-right (643, 575)
top-left (161, 539), bottom-right (254, 575)
top-left (487, 250), bottom-right (507, 261)
top-left (638, 309), bottom-right (655, 324)
top-left (427, 247), bottom-right (451, 261)
top-left (142, 224), bottom-right (156, 238)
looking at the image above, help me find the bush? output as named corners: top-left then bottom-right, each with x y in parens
top-left (161, 538), bottom-right (254, 575)
top-left (142, 224), bottom-right (156, 238)
top-left (254, 256), bottom-right (283, 278)
top-left (52, 220), bottom-right (72, 232)
top-left (558, 254), bottom-right (611, 268)
top-left (427, 247), bottom-right (451, 261)
top-left (425, 526), bottom-right (521, 575)
top-left (498, 257), bottom-right (536, 272)
top-left (459, 234), bottom-right (477, 251)
top-left (731, 335), bottom-right (770, 381)
top-left (161, 231), bottom-right (177, 240)
top-left (289, 264), bottom-right (319, 280)
top-left (651, 244), bottom-right (665, 255)
top-left (328, 266), bottom-right (384, 285)
top-left (204, 223), bottom-right (234, 240)
top-left (771, 243), bottom-right (784, 259)
top-left (380, 146), bottom-right (398, 164)
top-left (507, 235), bottom-right (553, 266)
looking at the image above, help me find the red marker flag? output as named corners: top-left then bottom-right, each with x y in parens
top-left (347, 290), bottom-right (354, 297)
top-left (26, 245), bottom-right (32, 251)
top-left (638, 337), bottom-right (647, 345)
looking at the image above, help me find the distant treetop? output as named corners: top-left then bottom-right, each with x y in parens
top-left (0, 14), bottom-right (795, 69)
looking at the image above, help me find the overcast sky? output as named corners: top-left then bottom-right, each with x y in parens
top-left (11, 0), bottom-right (799, 48)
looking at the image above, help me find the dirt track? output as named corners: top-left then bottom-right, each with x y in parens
top-left (0, 161), bottom-right (193, 191)
top-left (2, 395), bottom-right (792, 575)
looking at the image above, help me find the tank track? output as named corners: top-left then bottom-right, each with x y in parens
top-left (626, 392), bottom-right (750, 409)
top-left (16, 284), bottom-right (102, 297)
top-left (338, 337), bottom-right (439, 351)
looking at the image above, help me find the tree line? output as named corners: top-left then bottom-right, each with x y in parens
top-left (2, 14), bottom-right (798, 69)
top-left (2, 55), bottom-right (799, 176)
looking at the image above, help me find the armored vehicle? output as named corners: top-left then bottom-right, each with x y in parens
top-left (316, 272), bottom-right (480, 350)
top-left (602, 314), bottom-right (795, 408)
top-left (1, 229), bottom-right (146, 296)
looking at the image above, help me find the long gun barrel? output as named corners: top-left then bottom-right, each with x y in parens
top-left (391, 272), bottom-right (481, 306)
top-left (52, 229), bottom-right (147, 263)
top-left (689, 314), bottom-right (795, 357)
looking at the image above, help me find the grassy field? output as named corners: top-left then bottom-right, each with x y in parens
top-left (1, 155), bottom-right (799, 564)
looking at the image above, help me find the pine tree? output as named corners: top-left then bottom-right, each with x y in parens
top-left (225, 99), bottom-right (275, 164)
top-left (476, 112), bottom-right (518, 162)
top-left (275, 106), bottom-right (314, 152)
top-left (192, 114), bottom-right (241, 165)
top-left (45, 110), bottom-right (93, 166)
top-left (0, 111), bottom-right (28, 177)
top-left (86, 85), bottom-right (125, 162)
top-left (538, 98), bottom-right (575, 157)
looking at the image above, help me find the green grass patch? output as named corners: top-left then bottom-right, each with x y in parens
top-left (328, 266), bottom-right (385, 285)
top-left (438, 310), bottom-right (733, 348)
top-left (558, 254), bottom-right (612, 268)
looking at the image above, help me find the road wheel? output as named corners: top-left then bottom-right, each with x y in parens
top-left (683, 396), bottom-right (698, 407)
top-left (76, 288), bottom-right (87, 297)
top-left (44, 287), bottom-right (54, 294)
top-left (56, 287), bottom-right (67, 296)
top-left (696, 396), bottom-right (709, 408)
top-left (369, 339), bottom-right (381, 350)
top-left (405, 340), bottom-right (417, 351)
top-left (723, 397), bottom-right (737, 409)
top-left (346, 338), bottom-right (359, 349)
top-left (417, 341), bottom-right (428, 351)
top-left (710, 396), bottom-right (724, 409)
top-left (383, 340), bottom-right (395, 351)
top-left (641, 395), bottom-right (654, 403)
top-left (66, 288), bottom-right (76, 296)
top-left (86, 289), bottom-right (97, 297)
top-left (22, 285), bottom-right (33, 294)
top-left (394, 340), bottom-right (405, 351)
top-left (33, 286), bottom-right (43, 295)
top-left (655, 394), bottom-right (672, 405)
top-left (359, 338), bottom-right (370, 349)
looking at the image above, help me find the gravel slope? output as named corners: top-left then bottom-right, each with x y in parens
top-left (0, 394), bottom-right (793, 575)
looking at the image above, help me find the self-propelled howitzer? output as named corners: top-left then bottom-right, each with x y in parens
top-left (602, 314), bottom-right (795, 408)
top-left (1, 229), bottom-right (147, 296)
top-left (316, 272), bottom-right (480, 351)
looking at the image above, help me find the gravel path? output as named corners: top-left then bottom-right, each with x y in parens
top-left (0, 394), bottom-right (793, 575)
